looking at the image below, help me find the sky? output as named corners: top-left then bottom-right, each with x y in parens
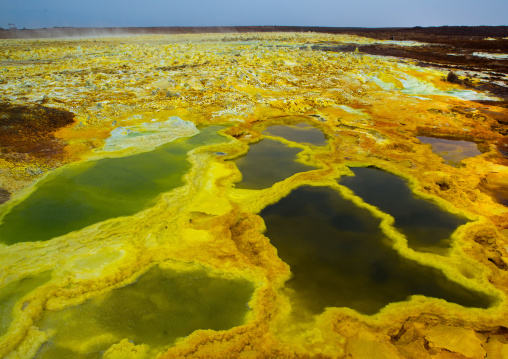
top-left (0, 0), bottom-right (507, 30)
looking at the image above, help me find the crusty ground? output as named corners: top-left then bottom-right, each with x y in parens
top-left (0, 31), bottom-right (507, 358)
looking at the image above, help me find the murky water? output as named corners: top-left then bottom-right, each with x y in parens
top-left (0, 127), bottom-right (226, 244)
top-left (234, 139), bottom-right (315, 189)
top-left (261, 186), bottom-right (492, 315)
top-left (263, 122), bottom-right (327, 146)
top-left (35, 266), bottom-right (254, 358)
top-left (417, 136), bottom-right (481, 166)
top-left (340, 167), bottom-right (468, 251)
top-left (0, 271), bottom-right (52, 336)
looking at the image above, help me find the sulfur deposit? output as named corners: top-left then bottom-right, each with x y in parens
top-left (1, 32), bottom-right (508, 358)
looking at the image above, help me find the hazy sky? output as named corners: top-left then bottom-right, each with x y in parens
top-left (1, 0), bottom-right (507, 29)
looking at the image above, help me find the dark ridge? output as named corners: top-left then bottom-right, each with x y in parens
top-left (1, 25), bottom-right (507, 40)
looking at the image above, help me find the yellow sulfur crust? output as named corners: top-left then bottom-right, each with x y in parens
top-left (0, 32), bottom-right (508, 358)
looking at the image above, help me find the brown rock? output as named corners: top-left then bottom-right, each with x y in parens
top-left (423, 326), bottom-right (485, 359)
top-left (430, 351), bottom-right (469, 359)
top-left (396, 339), bottom-right (432, 359)
top-left (446, 71), bottom-right (462, 84)
top-left (484, 337), bottom-right (508, 358)
top-left (346, 337), bottom-right (403, 358)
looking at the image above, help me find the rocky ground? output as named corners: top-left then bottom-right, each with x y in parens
top-left (0, 29), bottom-right (507, 358)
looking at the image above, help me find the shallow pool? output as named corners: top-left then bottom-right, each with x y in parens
top-left (0, 271), bottom-right (52, 337)
top-left (263, 122), bottom-right (327, 146)
top-left (340, 167), bottom-right (468, 251)
top-left (35, 265), bottom-right (254, 358)
top-left (234, 139), bottom-right (316, 190)
top-left (417, 136), bottom-right (481, 166)
top-left (0, 126), bottom-right (226, 244)
top-left (260, 185), bottom-right (492, 315)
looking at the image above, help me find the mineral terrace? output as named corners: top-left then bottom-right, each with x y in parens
top-left (1, 31), bottom-right (508, 359)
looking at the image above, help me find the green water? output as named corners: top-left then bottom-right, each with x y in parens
top-left (234, 139), bottom-right (315, 190)
top-left (0, 126), bottom-right (226, 244)
top-left (263, 122), bottom-right (327, 146)
top-left (0, 271), bottom-right (52, 336)
top-left (340, 167), bottom-right (468, 251)
top-left (417, 136), bottom-right (481, 167)
top-left (260, 186), bottom-right (493, 315)
top-left (35, 266), bottom-right (254, 358)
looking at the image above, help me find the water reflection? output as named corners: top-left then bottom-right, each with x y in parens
top-left (340, 167), bottom-right (468, 251)
top-left (35, 266), bottom-right (254, 358)
top-left (234, 139), bottom-right (315, 190)
top-left (261, 186), bottom-right (492, 315)
top-left (417, 136), bottom-right (481, 166)
top-left (0, 127), bottom-right (226, 244)
top-left (263, 122), bottom-right (327, 146)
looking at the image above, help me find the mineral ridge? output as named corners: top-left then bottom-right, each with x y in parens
top-left (0, 32), bottom-right (508, 358)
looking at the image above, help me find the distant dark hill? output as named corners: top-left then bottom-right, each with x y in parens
top-left (1, 25), bottom-right (507, 41)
